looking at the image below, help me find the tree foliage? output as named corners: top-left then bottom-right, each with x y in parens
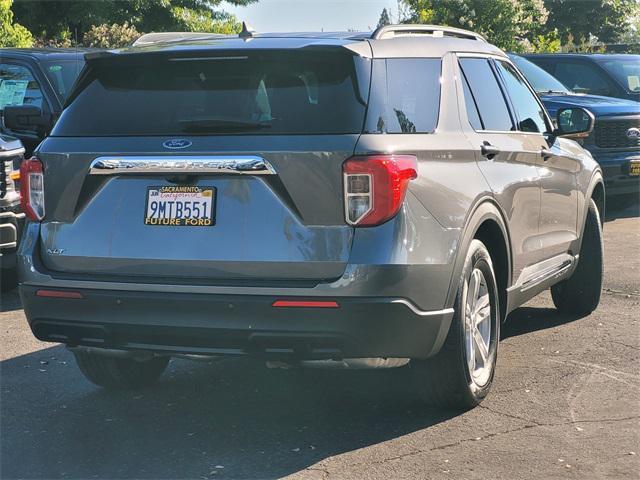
top-left (402, 0), bottom-right (549, 51)
top-left (401, 0), bottom-right (639, 52)
top-left (12, 0), bottom-right (256, 45)
top-left (0, 0), bottom-right (32, 47)
top-left (544, 0), bottom-right (638, 44)
top-left (377, 7), bottom-right (391, 28)
top-left (83, 22), bottom-right (141, 48)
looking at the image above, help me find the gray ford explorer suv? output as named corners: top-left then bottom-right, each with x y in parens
top-left (18, 25), bottom-right (605, 409)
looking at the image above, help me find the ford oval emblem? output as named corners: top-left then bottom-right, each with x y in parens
top-left (626, 128), bottom-right (640, 139)
top-left (163, 139), bottom-right (192, 149)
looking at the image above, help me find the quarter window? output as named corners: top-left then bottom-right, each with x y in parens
top-left (495, 60), bottom-right (548, 133)
top-left (365, 58), bottom-right (441, 134)
top-left (459, 58), bottom-right (513, 132)
top-left (461, 73), bottom-right (482, 131)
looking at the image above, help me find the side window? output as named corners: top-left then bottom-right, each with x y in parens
top-left (365, 58), bottom-right (441, 134)
top-left (553, 61), bottom-right (613, 96)
top-left (459, 58), bottom-right (513, 131)
top-left (495, 60), bottom-right (548, 133)
top-left (0, 63), bottom-right (44, 112)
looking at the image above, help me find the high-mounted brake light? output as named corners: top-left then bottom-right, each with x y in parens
top-left (20, 157), bottom-right (45, 221)
top-left (343, 155), bottom-right (418, 226)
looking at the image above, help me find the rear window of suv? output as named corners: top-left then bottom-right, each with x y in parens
top-left (53, 51), bottom-right (368, 136)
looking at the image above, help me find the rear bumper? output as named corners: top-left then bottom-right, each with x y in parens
top-left (20, 285), bottom-right (454, 360)
top-left (590, 149), bottom-right (640, 196)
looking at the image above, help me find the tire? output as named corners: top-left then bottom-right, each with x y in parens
top-left (551, 199), bottom-right (603, 315)
top-left (0, 267), bottom-right (18, 292)
top-left (73, 351), bottom-right (170, 389)
top-left (410, 239), bottom-right (500, 409)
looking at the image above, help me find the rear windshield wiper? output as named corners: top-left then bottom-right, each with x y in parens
top-left (179, 117), bottom-right (272, 133)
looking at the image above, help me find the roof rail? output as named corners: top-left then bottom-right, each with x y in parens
top-left (132, 32), bottom-right (228, 46)
top-left (371, 24), bottom-right (486, 42)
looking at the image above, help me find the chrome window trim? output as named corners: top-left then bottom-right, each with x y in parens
top-left (88, 156), bottom-right (276, 176)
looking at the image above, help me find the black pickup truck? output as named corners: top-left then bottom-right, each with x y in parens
top-left (0, 48), bottom-right (93, 156)
top-left (0, 134), bottom-right (24, 291)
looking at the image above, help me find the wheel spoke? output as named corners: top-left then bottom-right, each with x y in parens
top-left (474, 293), bottom-right (490, 317)
top-left (468, 334), bottom-right (476, 371)
top-left (470, 270), bottom-right (481, 305)
top-left (473, 328), bottom-right (489, 364)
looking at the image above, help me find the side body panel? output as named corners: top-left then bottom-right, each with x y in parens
top-left (538, 137), bottom-right (581, 257)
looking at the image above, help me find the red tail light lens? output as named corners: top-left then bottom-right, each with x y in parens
top-left (343, 155), bottom-right (418, 226)
top-left (20, 157), bottom-right (45, 221)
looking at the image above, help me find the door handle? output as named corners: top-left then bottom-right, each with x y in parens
top-left (540, 148), bottom-right (554, 160)
top-left (480, 142), bottom-right (500, 159)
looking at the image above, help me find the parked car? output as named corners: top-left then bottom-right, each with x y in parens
top-left (1, 134), bottom-right (25, 291)
top-left (523, 53), bottom-right (640, 103)
top-left (0, 48), bottom-right (93, 156)
top-left (510, 54), bottom-right (640, 197)
top-left (18, 25), bottom-right (605, 409)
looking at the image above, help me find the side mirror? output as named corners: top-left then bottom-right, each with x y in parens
top-left (554, 107), bottom-right (594, 139)
top-left (3, 105), bottom-right (51, 132)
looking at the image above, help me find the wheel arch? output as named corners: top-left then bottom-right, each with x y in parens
top-left (579, 171), bottom-right (605, 239)
top-left (590, 178), bottom-right (605, 225)
top-left (445, 198), bottom-right (512, 323)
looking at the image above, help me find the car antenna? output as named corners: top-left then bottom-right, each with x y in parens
top-left (239, 22), bottom-right (256, 40)
top-left (74, 27), bottom-right (80, 77)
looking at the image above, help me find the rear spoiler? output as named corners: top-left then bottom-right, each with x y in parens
top-left (65, 41), bottom-right (372, 108)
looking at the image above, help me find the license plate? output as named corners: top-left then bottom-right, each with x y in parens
top-left (144, 186), bottom-right (215, 226)
top-left (630, 159), bottom-right (640, 176)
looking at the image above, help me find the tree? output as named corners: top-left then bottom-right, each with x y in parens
top-left (544, 0), bottom-right (639, 45)
top-left (377, 7), bottom-right (391, 28)
top-left (83, 22), bottom-right (141, 48)
top-left (12, 0), bottom-right (257, 45)
top-left (401, 0), bottom-right (549, 52)
top-left (0, 0), bottom-right (32, 47)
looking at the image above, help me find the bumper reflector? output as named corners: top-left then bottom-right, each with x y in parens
top-left (272, 300), bottom-right (339, 308)
top-left (36, 290), bottom-right (84, 299)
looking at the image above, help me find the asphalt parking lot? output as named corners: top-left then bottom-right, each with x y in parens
top-left (1, 200), bottom-right (639, 480)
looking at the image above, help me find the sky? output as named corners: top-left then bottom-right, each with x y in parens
top-left (222, 0), bottom-right (400, 33)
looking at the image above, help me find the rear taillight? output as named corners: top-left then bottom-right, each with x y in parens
top-left (343, 155), bottom-right (418, 226)
top-left (20, 157), bottom-right (45, 221)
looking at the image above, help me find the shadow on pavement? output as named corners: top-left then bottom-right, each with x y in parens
top-left (0, 289), bottom-right (22, 312)
top-left (1, 345), bottom-right (458, 480)
top-left (604, 194), bottom-right (639, 222)
top-left (502, 306), bottom-right (586, 340)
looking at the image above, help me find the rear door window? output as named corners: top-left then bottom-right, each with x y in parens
top-left (494, 60), bottom-right (549, 133)
top-left (53, 51), bottom-right (367, 136)
top-left (459, 58), bottom-right (513, 132)
top-left (365, 58), bottom-right (441, 133)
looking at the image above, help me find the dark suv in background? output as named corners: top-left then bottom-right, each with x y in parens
top-left (18, 25), bottom-right (604, 409)
top-left (0, 48), bottom-right (91, 156)
top-left (524, 54), bottom-right (640, 103)
top-left (511, 54), bottom-right (640, 196)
